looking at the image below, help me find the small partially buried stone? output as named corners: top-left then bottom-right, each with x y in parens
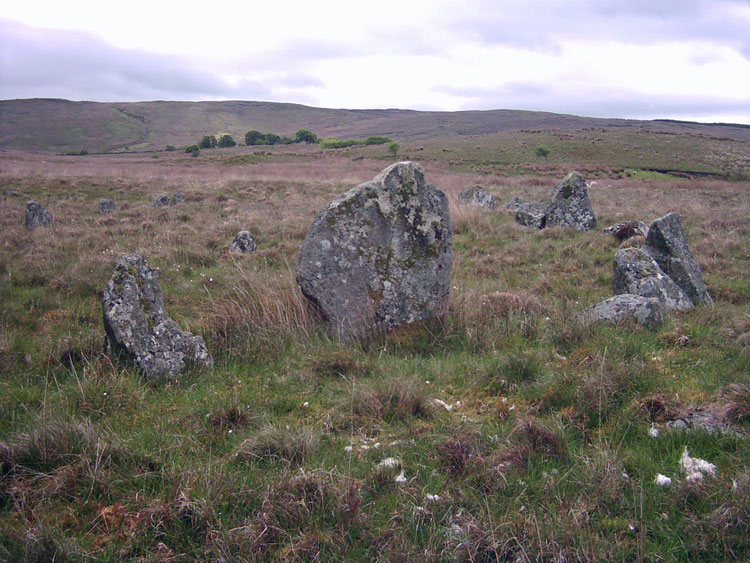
top-left (24, 200), bottom-right (53, 229)
top-left (230, 231), bottom-right (257, 253)
top-left (581, 294), bottom-right (665, 328)
top-left (151, 191), bottom-right (183, 208)
top-left (515, 201), bottom-right (547, 229)
top-left (151, 195), bottom-right (172, 208)
top-left (603, 221), bottom-right (648, 241)
top-left (98, 199), bottom-right (116, 214)
top-left (458, 185), bottom-right (496, 209)
top-left (102, 253), bottom-right (213, 379)
top-left (296, 161), bottom-right (453, 339)
top-left (613, 248), bottom-right (693, 311)
top-left (643, 212), bottom-right (712, 306)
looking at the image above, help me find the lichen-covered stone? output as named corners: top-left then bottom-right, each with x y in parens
top-left (613, 248), bottom-right (693, 311)
top-left (102, 254), bottom-right (213, 379)
top-left (506, 196), bottom-right (523, 213)
top-left (230, 231), bottom-right (257, 253)
top-left (296, 161), bottom-right (453, 339)
top-left (545, 172), bottom-right (597, 231)
top-left (24, 201), bottom-right (53, 229)
top-left (98, 199), bottom-right (116, 214)
top-left (515, 201), bottom-right (547, 229)
top-left (458, 185), bottom-right (496, 209)
top-left (603, 221), bottom-right (648, 241)
top-left (643, 212), bottom-right (712, 305)
top-left (581, 294), bottom-right (665, 327)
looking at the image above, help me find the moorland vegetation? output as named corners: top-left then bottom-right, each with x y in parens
top-left (0, 124), bottom-right (748, 561)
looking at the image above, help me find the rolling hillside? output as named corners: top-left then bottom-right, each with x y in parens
top-left (1, 98), bottom-right (749, 154)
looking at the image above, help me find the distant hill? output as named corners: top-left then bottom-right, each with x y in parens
top-left (1, 98), bottom-right (748, 153)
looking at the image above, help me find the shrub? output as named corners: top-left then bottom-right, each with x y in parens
top-left (535, 145), bottom-right (550, 159)
top-left (365, 136), bottom-right (392, 145)
top-left (388, 142), bottom-right (400, 157)
top-left (295, 129), bottom-right (318, 144)
top-left (320, 138), bottom-right (362, 149)
top-left (199, 135), bottom-right (217, 149)
top-left (265, 133), bottom-right (281, 145)
top-left (218, 134), bottom-right (236, 148)
top-left (165, 145), bottom-right (176, 151)
top-left (184, 144), bottom-right (199, 153)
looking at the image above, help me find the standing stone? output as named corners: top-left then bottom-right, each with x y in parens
top-left (603, 221), bottom-right (648, 241)
top-left (102, 254), bottom-right (213, 379)
top-left (545, 172), bottom-right (597, 231)
top-left (296, 161), bottom-right (453, 339)
top-left (643, 213), bottom-right (712, 305)
top-left (172, 190), bottom-right (184, 205)
top-left (99, 199), bottom-right (116, 214)
top-left (581, 294), bottom-right (665, 328)
top-left (613, 248), bottom-right (693, 311)
top-left (458, 185), bottom-right (496, 209)
top-left (515, 201), bottom-right (547, 229)
top-left (24, 201), bottom-right (53, 229)
top-left (230, 231), bottom-right (257, 253)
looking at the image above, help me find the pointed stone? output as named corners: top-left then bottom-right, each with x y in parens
top-left (643, 213), bottom-right (712, 305)
top-left (545, 172), bottom-right (597, 231)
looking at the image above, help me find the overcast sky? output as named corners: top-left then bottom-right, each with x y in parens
top-left (1, 0), bottom-right (749, 123)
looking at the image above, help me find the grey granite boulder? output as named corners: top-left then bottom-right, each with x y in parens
top-left (458, 185), bottom-right (496, 209)
top-left (643, 213), bottom-right (712, 305)
top-left (545, 172), bottom-right (597, 231)
top-left (506, 197), bottom-right (523, 213)
top-left (24, 201), bottom-right (53, 229)
top-left (98, 199), bottom-right (116, 214)
top-left (613, 248), bottom-right (693, 311)
top-left (581, 294), bottom-right (665, 327)
top-left (102, 254), bottom-right (213, 379)
top-left (515, 201), bottom-right (547, 229)
top-left (603, 221), bottom-right (648, 241)
top-left (296, 161), bottom-right (453, 339)
top-left (230, 231), bottom-right (257, 253)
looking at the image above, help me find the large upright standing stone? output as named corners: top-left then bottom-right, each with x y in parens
top-left (545, 172), bottom-right (597, 231)
top-left (296, 162), bottom-right (453, 339)
top-left (25, 201), bottom-right (53, 229)
top-left (102, 254), bottom-right (213, 379)
top-left (643, 213), bottom-right (712, 305)
top-left (613, 248), bottom-right (693, 311)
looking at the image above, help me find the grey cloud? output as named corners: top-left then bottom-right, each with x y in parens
top-left (0, 20), bottom-right (273, 101)
top-left (448, 0), bottom-right (750, 56)
top-left (432, 81), bottom-right (750, 122)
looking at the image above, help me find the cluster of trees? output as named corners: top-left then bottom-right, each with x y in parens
top-left (199, 134), bottom-right (236, 149)
top-left (178, 128), bottom-right (398, 156)
top-left (245, 129), bottom-right (319, 146)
